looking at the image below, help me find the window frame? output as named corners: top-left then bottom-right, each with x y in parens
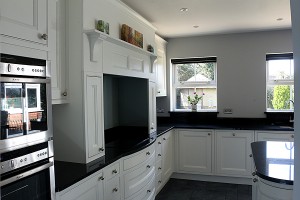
top-left (171, 57), bottom-right (217, 111)
top-left (266, 53), bottom-right (294, 111)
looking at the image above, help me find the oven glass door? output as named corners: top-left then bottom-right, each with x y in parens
top-left (1, 81), bottom-right (48, 139)
top-left (1, 167), bottom-right (51, 200)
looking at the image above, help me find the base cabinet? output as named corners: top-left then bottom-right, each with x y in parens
top-left (177, 129), bottom-right (213, 174)
top-left (215, 130), bottom-right (254, 177)
top-left (57, 172), bottom-right (104, 200)
top-left (255, 131), bottom-right (294, 142)
top-left (253, 177), bottom-right (293, 200)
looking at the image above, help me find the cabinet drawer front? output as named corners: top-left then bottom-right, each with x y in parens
top-left (124, 154), bottom-right (155, 198)
top-left (156, 159), bottom-right (162, 173)
top-left (104, 161), bottom-right (120, 180)
top-left (155, 171), bottom-right (162, 191)
top-left (104, 177), bottom-right (121, 200)
top-left (123, 144), bottom-right (155, 171)
top-left (155, 138), bottom-right (162, 161)
top-left (127, 175), bottom-right (156, 200)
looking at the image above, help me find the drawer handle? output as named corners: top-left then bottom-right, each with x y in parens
top-left (99, 147), bottom-right (104, 152)
top-left (113, 188), bottom-right (118, 192)
top-left (147, 190), bottom-right (151, 193)
top-left (158, 154), bottom-right (161, 157)
top-left (146, 152), bottom-right (150, 156)
top-left (158, 180), bottom-right (162, 183)
top-left (232, 133), bottom-right (236, 136)
top-left (253, 178), bottom-right (258, 183)
top-left (98, 176), bottom-right (104, 181)
top-left (151, 127), bottom-right (154, 130)
top-left (112, 169), bottom-right (118, 174)
top-left (208, 133), bottom-right (211, 136)
top-left (158, 167), bottom-right (162, 170)
top-left (158, 142), bottom-right (161, 144)
top-left (249, 154), bottom-right (253, 158)
top-left (291, 135), bottom-right (294, 138)
top-left (163, 138), bottom-right (166, 141)
top-left (252, 172), bottom-right (256, 176)
top-left (147, 165), bottom-right (151, 169)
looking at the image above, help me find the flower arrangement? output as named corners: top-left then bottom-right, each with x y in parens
top-left (187, 92), bottom-right (204, 105)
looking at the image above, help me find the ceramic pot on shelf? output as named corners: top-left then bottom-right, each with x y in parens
top-left (191, 104), bottom-right (197, 112)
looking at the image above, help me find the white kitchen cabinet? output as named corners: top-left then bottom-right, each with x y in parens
top-left (149, 81), bottom-right (157, 134)
top-left (253, 177), bottom-right (293, 200)
top-left (57, 171), bottom-right (104, 200)
top-left (122, 143), bottom-right (156, 200)
top-left (85, 75), bottom-right (105, 162)
top-left (0, 0), bottom-right (48, 47)
top-left (154, 35), bottom-right (167, 97)
top-left (215, 130), bottom-right (254, 177)
top-left (255, 131), bottom-right (294, 142)
top-left (155, 130), bottom-right (174, 194)
top-left (178, 129), bottom-right (213, 174)
top-left (51, 0), bottom-right (68, 104)
top-left (103, 161), bottom-right (121, 200)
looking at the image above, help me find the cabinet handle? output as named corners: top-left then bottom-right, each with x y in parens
top-left (151, 127), bottom-right (154, 130)
top-left (249, 154), bottom-right (253, 158)
top-left (208, 133), bottom-right (211, 136)
top-left (98, 176), bottom-right (104, 181)
top-left (146, 152), bottom-right (150, 155)
top-left (158, 154), bottom-right (161, 157)
top-left (40, 33), bottom-right (48, 40)
top-left (157, 91), bottom-right (161, 94)
top-left (158, 142), bottom-right (161, 145)
top-left (158, 180), bottom-right (162, 183)
top-left (158, 167), bottom-right (162, 170)
top-left (147, 190), bottom-right (151, 193)
top-left (163, 138), bottom-right (166, 141)
top-left (291, 135), bottom-right (294, 138)
top-left (99, 148), bottom-right (104, 152)
top-left (253, 178), bottom-right (258, 183)
top-left (232, 133), bottom-right (236, 136)
top-left (62, 91), bottom-right (67, 96)
top-left (113, 188), bottom-right (118, 192)
top-left (112, 169), bottom-right (118, 174)
top-left (147, 165), bottom-right (151, 169)
top-left (252, 172), bottom-right (256, 176)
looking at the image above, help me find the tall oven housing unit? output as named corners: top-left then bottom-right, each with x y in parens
top-left (0, 54), bottom-right (55, 200)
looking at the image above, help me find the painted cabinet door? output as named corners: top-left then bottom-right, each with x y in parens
top-left (59, 174), bottom-right (104, 200)
top-left (85, 75), bottom-right (105, 162)
top-left (178, 130), bottom-right (213, 174)
top-left (149, 81), bottom-right (157, 134)
top-left (162, 130), bottom-right (174, 183)
top-left (215, 130), bottom-right (254, 177)
top-left (155, 35), bottom-right (167, 97)
top-left (0, 0), bottom-right (48, 45)
top-left (256, 131), bottom-right (294, 142)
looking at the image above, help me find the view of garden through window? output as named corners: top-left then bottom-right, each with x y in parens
top-left (173, 58), bottom-right (217, 110)
top-left (267, 54), bottom-right (294, 110)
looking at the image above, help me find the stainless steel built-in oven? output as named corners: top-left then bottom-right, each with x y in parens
top-left (0, 54), bottom-right (52, 152)
top-left (0, 141), bottom-right (55, 200)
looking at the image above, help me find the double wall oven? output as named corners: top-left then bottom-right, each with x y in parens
top-left (0, 54), bottom-right (55, 199)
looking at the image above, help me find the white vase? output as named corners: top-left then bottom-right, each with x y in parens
top-left (191, 104), bottom-right (197, 111)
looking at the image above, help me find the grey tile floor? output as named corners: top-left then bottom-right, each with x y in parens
top-left (155, 178), bottom-right (252, 200)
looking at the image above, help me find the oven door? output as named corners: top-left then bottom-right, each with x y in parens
top-left (0, 77), bottom-right (52, 152)
top-left (0, 158), bottom-right (55, 200)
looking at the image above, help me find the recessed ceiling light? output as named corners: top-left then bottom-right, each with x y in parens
top-left (180, 8), bottom-right (188, 12)
top-left (277, 18), bottom-right (283, 21)
top-left (193, 25), bottom-right (199, 28)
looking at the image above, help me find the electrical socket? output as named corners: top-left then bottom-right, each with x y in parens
top-left (223, 108), bottom-right (233, 114)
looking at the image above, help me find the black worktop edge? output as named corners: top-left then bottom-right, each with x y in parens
top-left (255, 171), bottom-right (294, 185)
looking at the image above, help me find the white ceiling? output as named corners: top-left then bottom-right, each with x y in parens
top-left (121, 0), bottom-right (291, 38)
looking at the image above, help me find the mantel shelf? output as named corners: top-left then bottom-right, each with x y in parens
top-left (84, 29), bottom-right (157, 62)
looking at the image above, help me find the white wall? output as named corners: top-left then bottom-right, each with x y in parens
top-left (291, 0), bottom-right (300, 198)
top-left (157, 29), bottom-right (293, 118)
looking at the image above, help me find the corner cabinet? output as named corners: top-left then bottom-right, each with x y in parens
top-left (154, 35), bottom-right (167, 97)
top-left (215, 130), bottom-right (254, 177)
top-left (177, 129), bottom-right (213, 174)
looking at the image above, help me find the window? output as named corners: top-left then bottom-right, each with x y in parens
top-left (171, 57), bottom-right (217, 111)
top-left (266, 53), bottom-right (294, 111)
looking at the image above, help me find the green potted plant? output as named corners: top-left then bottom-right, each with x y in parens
top-left (188, 92), bottom-right (204, 111)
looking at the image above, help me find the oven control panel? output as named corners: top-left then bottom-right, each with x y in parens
top-left (0, 63), bottom-right (46, 77)
top-left (0, 148), bottom-right (48, 174)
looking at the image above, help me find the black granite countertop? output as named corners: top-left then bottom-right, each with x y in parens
top-left (251, 141), bottom-right (294, 185)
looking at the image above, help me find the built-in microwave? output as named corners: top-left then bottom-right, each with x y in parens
top-left (0, 54), bottom-right (53, 153)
